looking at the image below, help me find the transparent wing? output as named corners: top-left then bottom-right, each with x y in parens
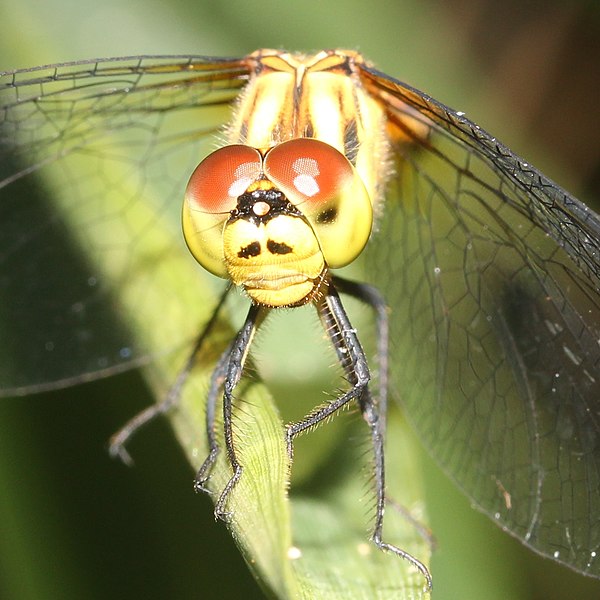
top-left (359, 65), bottom-right (600, 578)
top-left (0, 55), bottom-right (250, 396)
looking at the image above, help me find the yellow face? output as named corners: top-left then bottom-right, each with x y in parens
top-left (221, 186), bottom-right (325, 307)
top-left (182, 50), bottom-right (389, 307)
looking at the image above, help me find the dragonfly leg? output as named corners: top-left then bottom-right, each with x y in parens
top-left (193, 340), bottom-right (232, 494)
top-left (314, 278), bottom-right (433, 590)
top-left (285, 285), bottom-right (370, 456)
top-left (197, 303), bottom-right (265, 520)
top-left (108, 285), bottom-right (232, 465)
top-left (362, 385), bottom-right (432, 590)
top-left (332, 276), bottom-right (389, 432)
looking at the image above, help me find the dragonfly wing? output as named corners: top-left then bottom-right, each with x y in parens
top-left (360, 64), bottom-right (600, 578)
top-left (0, 56), bottom-right (250, 395)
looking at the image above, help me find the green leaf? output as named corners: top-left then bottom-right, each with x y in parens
top-left (170, 354), bottom-right (433, 599)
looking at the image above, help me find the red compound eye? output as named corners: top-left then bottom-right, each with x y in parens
top-left (185, 145), bottom-right (262, 213)
top-left (183, 145), bottom-right (262, 278)
top-left (264, 138), bottom-right (373, 269)
top-left (264, 138), bottom-right (353, 207)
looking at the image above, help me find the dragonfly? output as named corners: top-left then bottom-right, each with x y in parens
top-left (1, 49), bottom-right (599, 589)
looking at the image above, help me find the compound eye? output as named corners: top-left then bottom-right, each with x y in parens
top-left (185, 145), bottom-right (262, 213)
top-left (264, 138), bottom-right (349, 208)
top-left (264, 139), bottom-right (373, 268)
top-left (183, 145), bottom-right (262, 278)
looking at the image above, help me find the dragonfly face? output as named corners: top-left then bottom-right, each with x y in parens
top-left (1, 49), bottom-right (599, 589)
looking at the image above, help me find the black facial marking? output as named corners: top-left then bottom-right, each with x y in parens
top-left (316, 207), bottom-right (338, 224)
top-left (232, 188), bottom-right (302, 225)
top-left (267, 239), bottom-right (293, 255)
top-left (238, 241), bottom-right (261, 258)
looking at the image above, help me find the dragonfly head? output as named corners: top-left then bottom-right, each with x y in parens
top-left (183, 138), bottom-right (373, 306)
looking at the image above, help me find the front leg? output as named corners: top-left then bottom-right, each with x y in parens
top-left (286, 285), bottom-right (371, 456)
top-left (289, 280), bottom-right (432, 590)
top-left (195, 302), bottom-right (266, 520)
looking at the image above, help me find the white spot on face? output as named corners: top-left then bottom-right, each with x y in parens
top-left (252, 201), bottom-right (270, 216)
top-left (287, 546), bottom-right (302, 560)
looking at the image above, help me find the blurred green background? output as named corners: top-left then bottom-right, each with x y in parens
top-left (1, 0), bottom-right (599, 598)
